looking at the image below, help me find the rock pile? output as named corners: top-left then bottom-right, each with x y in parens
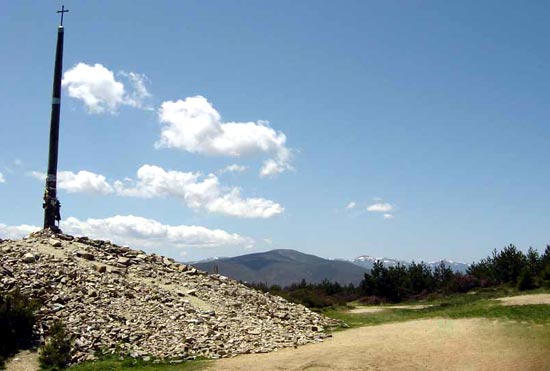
top-left (0, 231), bottom-right (340, 364)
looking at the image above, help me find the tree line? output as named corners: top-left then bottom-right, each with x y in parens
top-left (249, 244), bottom-right (550, 307)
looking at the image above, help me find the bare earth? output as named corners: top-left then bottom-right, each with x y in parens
top-left (4, 350), bottom-right (39, 371)
top-left (349, 304), bottom-right (435, 314)
top-left (347, 307), bottom-right (385, 314)
top-left (207, 318), bottom-right (550, 371)
top-left (496, 293), bottom-right (550, 306)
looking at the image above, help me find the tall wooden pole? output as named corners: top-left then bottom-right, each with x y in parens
top-left (43, 7), bottom-right (68, 232)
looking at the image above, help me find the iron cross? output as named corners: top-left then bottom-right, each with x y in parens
top-left (57, 5), bottom-right (69, 26)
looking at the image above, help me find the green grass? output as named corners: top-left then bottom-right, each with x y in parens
top-left (65, 356), bottom-right (210, 371)
top-left (324, 287), bottom-right (550, 329)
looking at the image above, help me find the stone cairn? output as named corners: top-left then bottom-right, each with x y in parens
top-left (0, 231), bottom-right (340, 364)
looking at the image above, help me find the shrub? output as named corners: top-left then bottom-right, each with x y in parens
top-left (0, 289), bottom-right (38, 367)
top-left (517, 268), bottom-right (536, 291)
top-left (39, 321), bottom-right (71, 370)
top-left (492, 245), bottom-right (527, 284)
top-left (449, 274), bottom-right (480, 293)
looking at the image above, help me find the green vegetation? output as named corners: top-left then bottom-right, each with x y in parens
top-left (250, 279), bottom-right (359, 309)
top-left (469, 245), bottom-right (550, 289)
top-left (362, 245), bottom-right (550, 303)
top-left (248, 244), bottom-right (550, 308)
top-left (0, 289), bottom-right (39, 368)
top-left (324, 287), bottom-right (550, 329)
top-left (66, 357), bottom-right (209, 371)
top-left (40, 321), bottom-right (72, 370)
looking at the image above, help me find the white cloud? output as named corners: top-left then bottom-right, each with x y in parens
top-left (62, 63), bottom-right (151, 114)
top-left (31, 170), bottom-right (113, 195)
top-left (30, 171), bottom-right (45, 181)
top-left (114, 165), bottom-right (283, 218)
top-left (0, 224), bottom-right (39, 239)
top-left (62, 63), bottom-right (124, 114)
top-left (29, 165), bottom-right (283, 218)
top-left (62, 215), bottom-right (253, 251)
top-left (0, 172), bottom-right (5, 183)
top-left (367, 203), bottom-right (394, 212)
top-left (383, 214), bottom-right (394, 219)
top-left (346, 201), bottom-right (356, 209)
top-left (156, 96), bottom-right (292, 176)
top-left (218, 164), bottom-right (248, 174)
top-left (119, 71), bottom-right (152, 110)
top-left (59, 171), bottom-right (114, 195)
top-left (0, 216), bottom-right (253, 253)
top-left (205, 188), bottom-right (283, 219)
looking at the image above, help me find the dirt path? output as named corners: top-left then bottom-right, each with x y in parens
top-left (4, 350), bottom-right (39, 371)
top-left (496, 293), bottom-right (550, 306)
top-left (349, 304), bottom-right (435, 314)
top-left (207, 318), bottom-right (550, 371)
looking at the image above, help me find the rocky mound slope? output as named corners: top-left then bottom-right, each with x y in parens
top-left (0, 231), bottom-right (339, 364)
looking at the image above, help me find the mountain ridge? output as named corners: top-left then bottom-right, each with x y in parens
top-left (189, 249), bottom-right (469, 286)
top-left (190, 249), bottom-right (368, 287)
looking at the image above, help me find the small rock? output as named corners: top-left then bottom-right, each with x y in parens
top-left (76, 251), bottom-right (95, 261)
top-left (22, 253), bottom-right (36, 263)
top-left (49, 238), bottom-right (62, 247)
top-left (117, 257), bottom-right (131, 266)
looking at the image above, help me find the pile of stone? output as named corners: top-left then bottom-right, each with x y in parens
top-left (0, 231), bottom-right (340, 364)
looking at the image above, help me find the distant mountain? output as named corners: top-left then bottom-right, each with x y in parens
top-left (351, 256), bottom-right (469, 273)
top-left (426, 259), bottom-right (469, 273)
top-left (190, 249), bottom-right (367, 287)
top-left (352, 256), bottom-right (407, 270)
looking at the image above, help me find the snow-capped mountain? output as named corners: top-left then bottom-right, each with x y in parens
top-left (426, 259), bottom-right (469, 273)
top-left (353, 255), bottom-right (407, 270)
top-left (351, 256), bottom-right (469, 273)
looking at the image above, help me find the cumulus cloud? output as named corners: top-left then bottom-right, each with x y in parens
top-left (0, 216), bottom-right (253, 254)
top-left (383, 214), bottom-right (394, 219)
top-left (58, 171), bottom-right (113, 194)
top-left (218, 164), bottom-right (248, 174)
top-left (119, 71), bottom-right (152, 110)
top-left (205, 188), bottom-right (283, 219)
top-left (0, 172), bottom-right (5, 183)
top-left (367, 203), bottom-right (394, 212)
top-left (62, 63), bottom-right (151, 114)
top-left (0, 223), bottom-right (39, 239)
top-left (31, 170), bottom-right (113, 195)
top-left (62, 215), bottom-right (253, 251)
top-left (346, 201), bottom-right (356, 209)
top-left (156, 96), bottom-right (292, 176)
top-left (114, 165), bottom-right (283, 218)
top-left (30, 165), bottom-right (283, 218)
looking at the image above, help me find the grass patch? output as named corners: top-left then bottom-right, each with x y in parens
top-left (65, 356), bottom-right (210, 371)
top-left (324, 287), bottom-right (550, 329)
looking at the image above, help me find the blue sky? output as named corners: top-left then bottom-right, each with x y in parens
top-left (1, 1), bottom-right (549, 263)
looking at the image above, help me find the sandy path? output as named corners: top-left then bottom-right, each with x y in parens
top-left (4, 350), bottom-right (39, 371)
top-left (349, 304), bottom-right (435, 314)
top-left (496, 293), bottom-right (550, 306)
top-left (207, 318), bottom-right (550, 371)
top-left (348, 307), bottom-right (386, 314)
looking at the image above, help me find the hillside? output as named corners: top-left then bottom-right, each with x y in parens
top-left (0, 232), bottom-right (338, 364)
top-left (191, 249), bottom-right (367, 287)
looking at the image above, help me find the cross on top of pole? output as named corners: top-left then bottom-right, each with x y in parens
top-left (57, 5), bottom-right (69, 26)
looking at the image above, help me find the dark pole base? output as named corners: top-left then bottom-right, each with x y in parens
top-left (42, 225), bottom-right (63, 235)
